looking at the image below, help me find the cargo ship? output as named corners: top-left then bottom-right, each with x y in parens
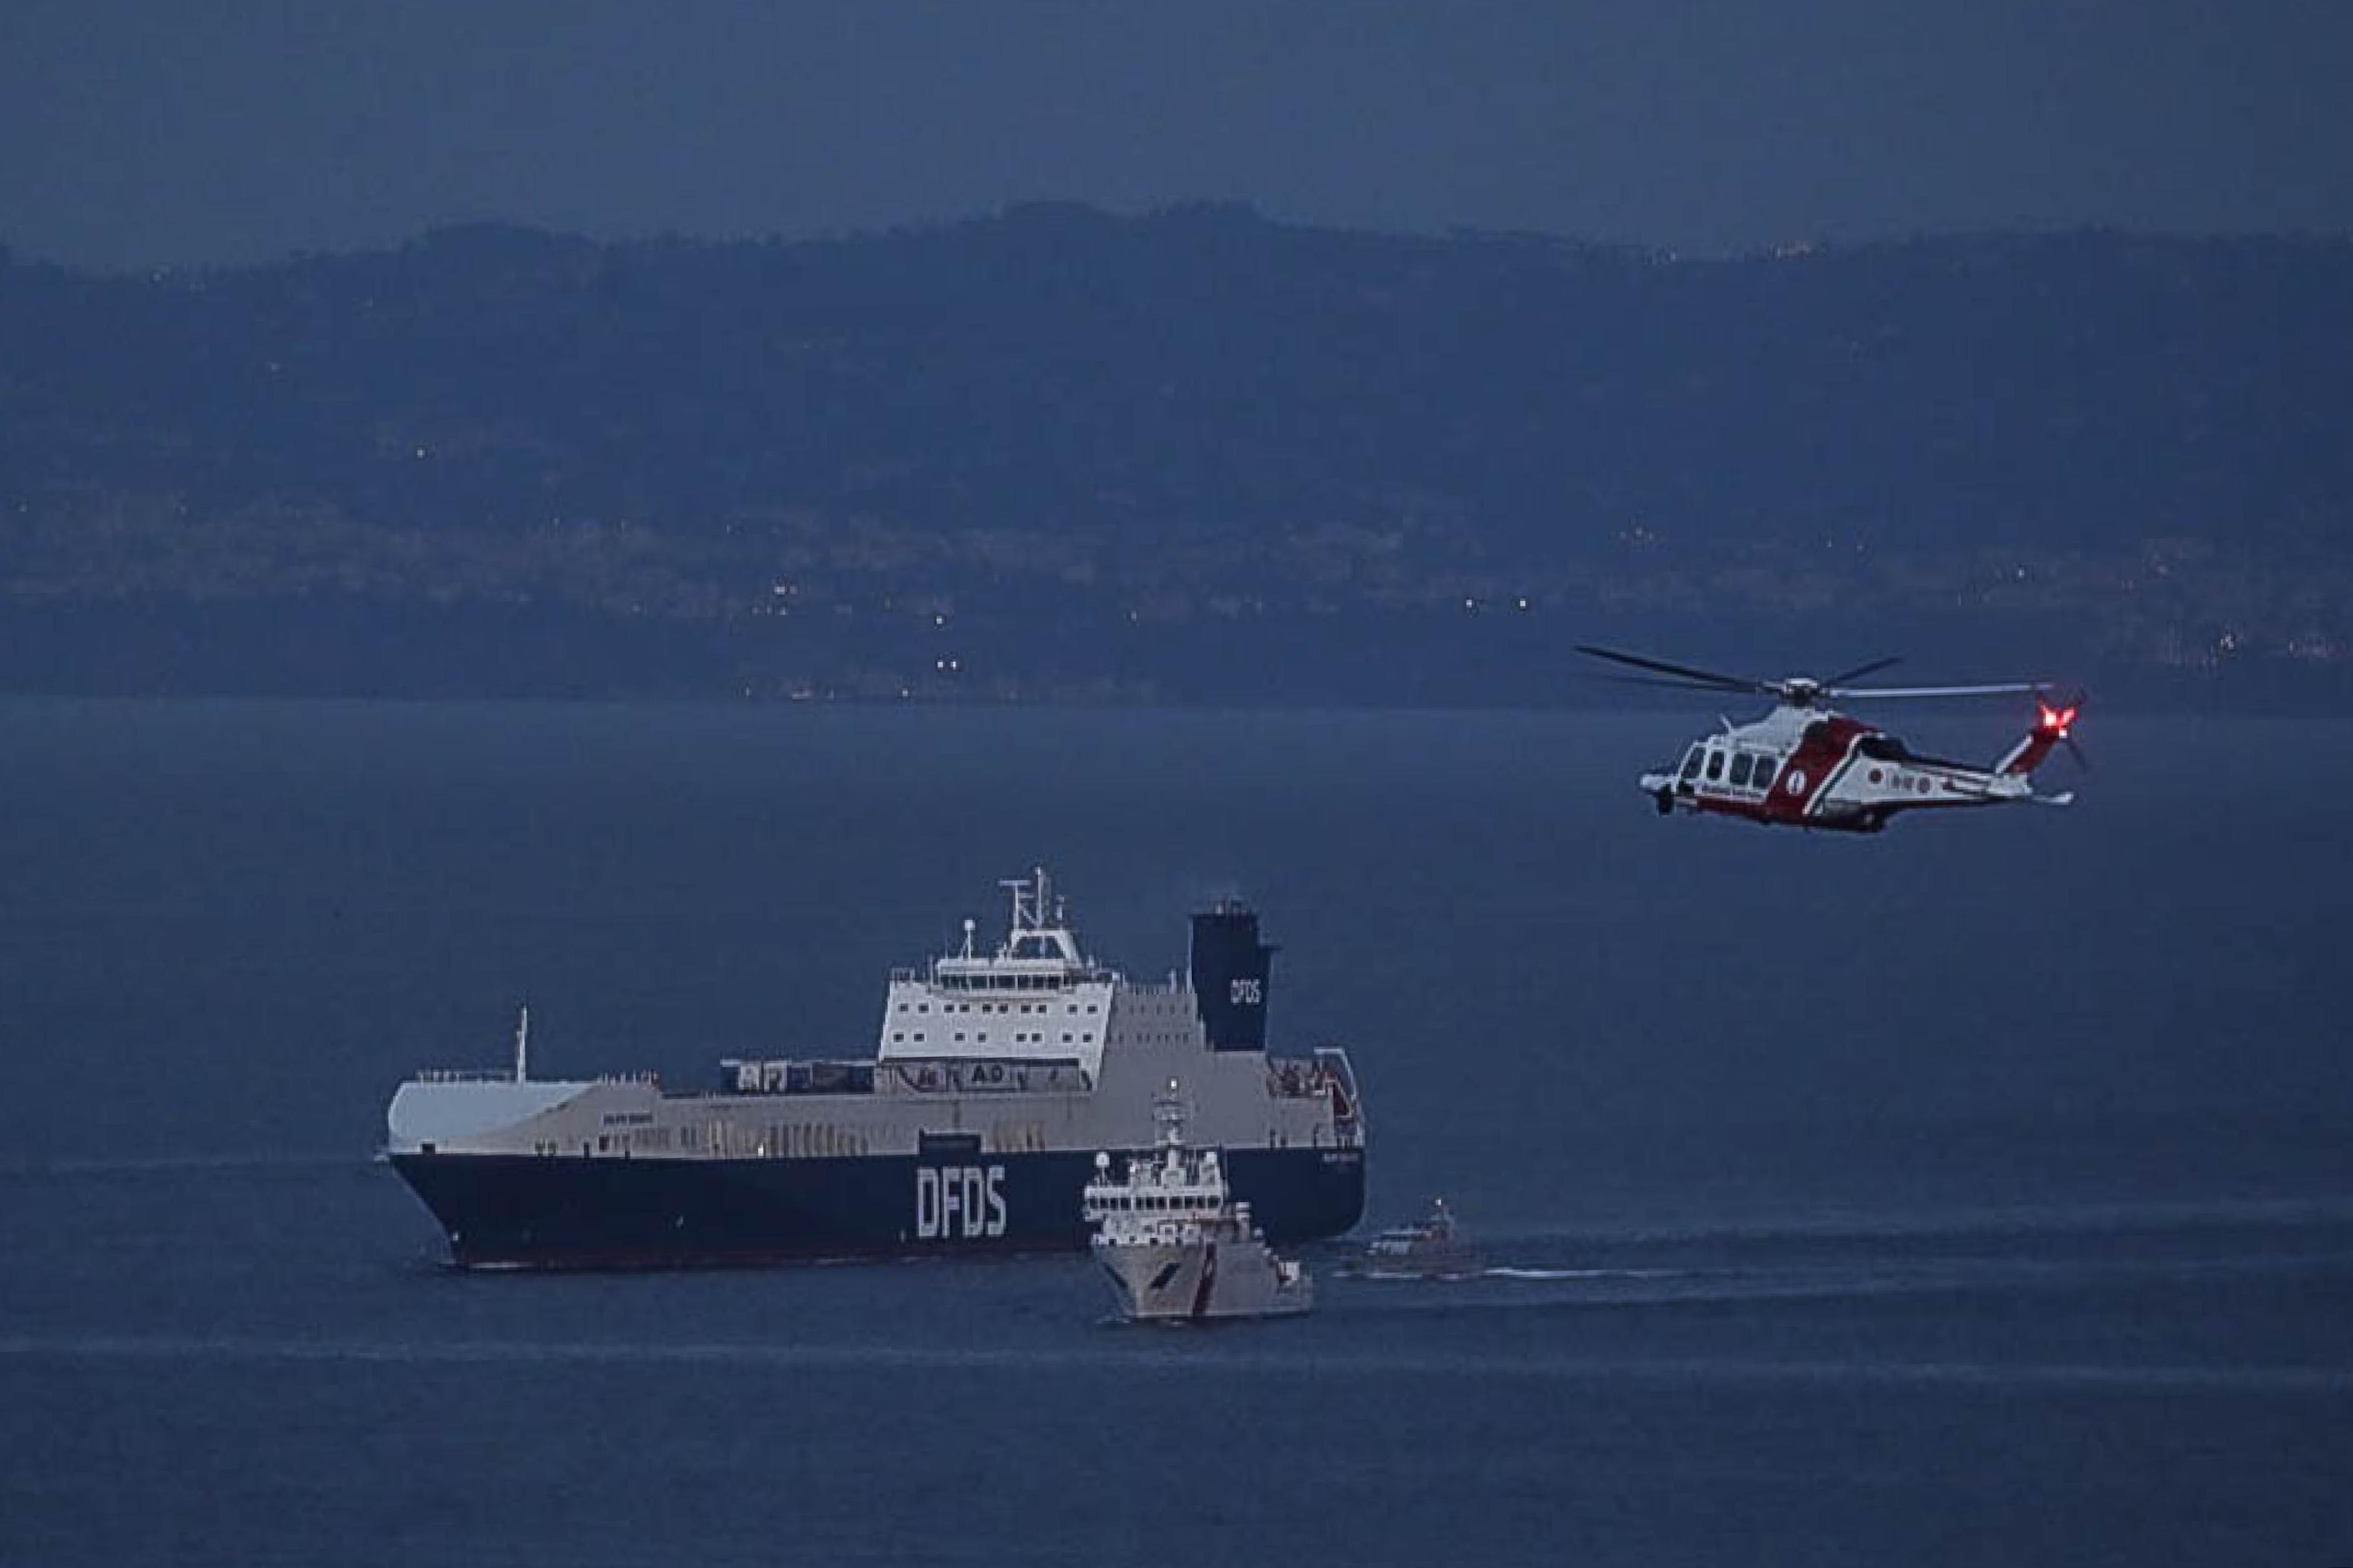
top-left (383, 868), bottom-right (1367, 1267)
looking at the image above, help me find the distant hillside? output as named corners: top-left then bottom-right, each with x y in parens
top-left (2, 205), bottom-right (2348, 702)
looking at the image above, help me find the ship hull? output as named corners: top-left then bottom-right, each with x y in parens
top-left (1094, 1238), bottom-right (1314, 1322)
top-left (390, 1144), bottom-right (1365, 1269)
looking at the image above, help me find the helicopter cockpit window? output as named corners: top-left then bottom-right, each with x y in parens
top-left (1703, 748), bottom-right (1725, 782)
top-left (1729, 753), bottom-right (1754, 787)
top-left (1752, 757), bottom-right (1777, 793)
top-left (1679, 745), bottom-right (1704, 781)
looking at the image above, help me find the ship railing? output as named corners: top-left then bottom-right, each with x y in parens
top-left (409, 1069), bottom-right (662, 1086)
top-left (711, 1054), bottom-right (1099, 1099)
top-left (1267, 1046), bottom-right (1365, 1143)
top-left (883, 1059), bottom-right (1093, 1096)
top-left (719, 1058), bottom-right (879, 1096)
top-left (892, 964), bottom-right (1117, 988)
top-left (1314, 1044), bottom-right (1364, 1139)
top-left (1265, 1058), bottom-right (1340, 1098)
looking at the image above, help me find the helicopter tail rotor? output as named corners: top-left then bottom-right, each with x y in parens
top-left (1995, 692), bottom-right (2087, 777)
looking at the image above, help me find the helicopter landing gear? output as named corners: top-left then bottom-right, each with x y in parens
top-left (1653, 787), bottom-right (1675, 817)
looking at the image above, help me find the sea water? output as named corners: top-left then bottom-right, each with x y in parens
top-left (0, 699), bottom-right (2346, 1566)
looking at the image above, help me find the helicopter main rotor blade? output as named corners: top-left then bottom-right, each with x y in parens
top-left (1824, 682), bottom-right (2047, 700)
top-left (1823, 655), bottom-right (1903, 687)
top-left (1574, 645), bottom-right (1765, 693)
top-left (1594, 673), bottom-right (1746, 694)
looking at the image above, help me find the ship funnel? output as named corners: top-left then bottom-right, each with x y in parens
top-left (1189, 902), bottom-right (1274, 1052)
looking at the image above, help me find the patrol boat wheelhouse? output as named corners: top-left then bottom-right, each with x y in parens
top-left (384, 869), bottom-right (1366, 1267)
top-left (1085, 1087), bottom-right (1313, 1322)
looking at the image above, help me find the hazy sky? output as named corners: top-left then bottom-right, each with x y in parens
top-left (3, 0), bottom-right (2349, 270)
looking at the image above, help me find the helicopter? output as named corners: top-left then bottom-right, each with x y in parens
top-left (1577, 645), bottom-right (2084, 834)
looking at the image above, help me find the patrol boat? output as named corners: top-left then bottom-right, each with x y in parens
top-left (1357, 1197), bottom-right (1482, 1279)
top-left (384, 869), bottom-right (1365, 1267)
top-left (1084, 1087), bottom-right (1314, 1322)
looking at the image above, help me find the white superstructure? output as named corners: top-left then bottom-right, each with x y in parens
top-left (876, 868), bottom-right (1119, 1081)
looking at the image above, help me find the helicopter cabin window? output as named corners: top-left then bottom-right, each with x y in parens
top-left (1751, 757), bottom-right (1777, 792)
top-left (1679, 745), bottom-right (1704, 781)
top-left (1729, 753), bottom-right (1754, 787)
top-left (1703, 748), bottom-right (1725, 782)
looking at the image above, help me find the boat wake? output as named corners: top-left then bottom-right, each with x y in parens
top-left (1481, 1265), bottom-right (1687, 1282)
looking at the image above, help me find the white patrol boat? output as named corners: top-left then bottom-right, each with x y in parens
top-left (1083, 1085), bottom-right (1314, 1322)
top-left (384, 868), bottom-right (1365, 1268)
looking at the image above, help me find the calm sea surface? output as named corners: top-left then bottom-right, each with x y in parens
top-left (1, 699), bottom-right (2347, 1566)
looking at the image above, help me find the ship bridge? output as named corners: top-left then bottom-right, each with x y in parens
top-left (877, 867), bottom-right (1120, 1077)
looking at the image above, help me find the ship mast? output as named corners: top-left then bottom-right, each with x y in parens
top-left (1000, 866), bottom-right (1047, 947)
top-left (996, 865), bottom-right (1085, 966)
top-left (513, 1003), bottom-right (530, 1083)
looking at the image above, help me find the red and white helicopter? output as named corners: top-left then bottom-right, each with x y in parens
top-left (1578, 645), bottom-right (2083, 834)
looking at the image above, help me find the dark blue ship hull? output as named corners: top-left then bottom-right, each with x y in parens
top-left (390, 1143), bottom-right (1366, 1268)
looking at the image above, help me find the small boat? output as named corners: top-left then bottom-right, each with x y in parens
top-left (1359, 1198), bottom-right (1482, 1278)
top-left (1083, 1085), bottom-right (1314, 1322)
